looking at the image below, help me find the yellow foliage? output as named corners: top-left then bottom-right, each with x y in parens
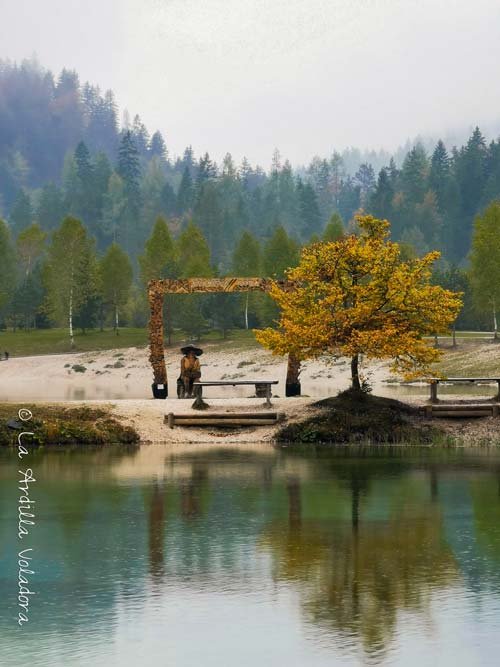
top-left (255, 215), bottom-right (462, 381)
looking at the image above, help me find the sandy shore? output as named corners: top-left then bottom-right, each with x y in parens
top-left (1, 342), bottom-right (499, 445)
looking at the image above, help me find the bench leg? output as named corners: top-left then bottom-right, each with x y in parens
top-left (264, 384), bottom-right (272, 408)
top-left (430, 381), bottom-right (438, 404)
top-left (192, 386), bottom-right (209, 411)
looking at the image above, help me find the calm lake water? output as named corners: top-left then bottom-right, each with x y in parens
top-left (2, 444), bottom-right (500, 666)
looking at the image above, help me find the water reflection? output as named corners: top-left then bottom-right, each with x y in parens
top-left (1, 446), bottom-right (500, 666)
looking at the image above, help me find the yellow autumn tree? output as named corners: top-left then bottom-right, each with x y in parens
top-left (255, 215), bottom-right (462, 391)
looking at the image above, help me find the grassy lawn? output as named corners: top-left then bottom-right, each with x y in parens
top-left (0, 328), bottom-right (150, 356)
top-left (0, 327), bottom-right (261, 357)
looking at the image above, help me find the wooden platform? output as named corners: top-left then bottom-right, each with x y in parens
top-left (420, 403), bottom-right (500, 418)
top-left (165, 412), bottom-right (281, 428)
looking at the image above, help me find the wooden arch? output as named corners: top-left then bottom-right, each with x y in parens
top-left (147, 277), bottom-right (301, 398)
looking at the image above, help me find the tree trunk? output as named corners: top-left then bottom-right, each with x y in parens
top-left (285, 354), bottom-right (301, 396)
top-left (351, 354), bottom-right (361, 392)
top-left (452, 325), bottom-right (457, 348)
top-left (244, 293), bottom-right (249, 330)
top-left (69, 289), bottom-right (74, 349)
top-left (494, 301), bottom-right (498, 340)
top-left (115, 305), bottom-right (119, 335)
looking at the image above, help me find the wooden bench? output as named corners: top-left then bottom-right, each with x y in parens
top-left (165, 412), bottom-right (280, 428)
top-left (420, 403), bottom-right (500, 418)
top-left (192, 380), bottom-right (279, 409)
top-left (428, 377), bottom-right (500, 403)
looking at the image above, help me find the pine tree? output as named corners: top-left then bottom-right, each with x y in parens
top-left (400, 144), bottom-right (429, 203)
top-left (9, 189), bottom-right (33, 235)
top-left (150, 130), bottom-right (168, 165)
top-left (0, 219), bottom-right (17, 311)
top-left (193, 181), bottom-right (225, 264)
top-left (354, 163), bottom-right (376, 204)
top-left (175, 222), bottom-right (212, 340)
top-left (102, 173), bottom-right (127, 243)
top-left (297, 179), bottom-right (321, 240)
top-left (117, 131), bottom-right (142, 252)
top-left (429, 140), bottom-right (450, 212)
top-left (263, 226), bottom-right (300, 278)
top-left (369, 168), bottom-right (394, 221)
top-left (36, 183), bottom-right (64, 231)
top-left (139, 216), bottom-right (177, 285)
top-left (176, 166), bottom-right (194, 214)
top-left (323, 213), bottom-right (344, 241)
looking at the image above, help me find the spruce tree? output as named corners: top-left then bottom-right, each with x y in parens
top-left (176, 166), bottom-right (194, 214)
top-left (297, 179), bottom-right (321, 240)
top-left (323, 213), bottom-right (344, 241)
top-left (9, 189), bottom-right (33, 235)
top-left (36, 183), bottom-right (66, 231)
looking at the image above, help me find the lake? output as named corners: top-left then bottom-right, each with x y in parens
top-left (2, 444), bottom-right (500, 666)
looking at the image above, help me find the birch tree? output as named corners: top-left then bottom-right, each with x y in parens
top-left (43, 216), bottom-right (96, 347)
top-left (470, 202), bottom-right (500, 339)
top-left (99, 242), bottom-right (133, 333)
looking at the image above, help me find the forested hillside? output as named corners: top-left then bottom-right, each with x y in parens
top-left (1, 58), bottom-right (499, 337)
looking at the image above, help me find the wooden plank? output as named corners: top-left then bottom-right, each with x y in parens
top-left (165, 412), bottom-right (280, 427)
top-left (429, 410), bottom-right (492, 418)
top-left (171, 418), bottom-right (279, 426)
top-left (431, 403), bottom-right (497, 410)
top-left (192, 381), bottom-right (278, 386)
top-left (168, 412), bottom-right (278, 420)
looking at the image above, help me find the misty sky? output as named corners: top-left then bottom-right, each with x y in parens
top-left (3, 0), bottom-right (500, 166)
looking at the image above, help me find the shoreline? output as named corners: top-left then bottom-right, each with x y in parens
top-left (1, 341), bottom-right (500, 446)
top-left (1, 395), bottom-right (499, 447)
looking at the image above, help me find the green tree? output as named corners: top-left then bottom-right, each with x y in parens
top-left (0, 219), bottom-right (17, 312)
top-left (99, 243), bottom-right (133, 332)
top-left (232, 231), bottom-right (262, 328)
top-left (297, 179), bottom-right (321, 240)
top-left (175, 222), bottom-right (212, 339)
top-left (36, 183), bottom-right (66, 231)
top-left (102, 173), bottom-right (127, 243)
top-left (176, 166), bottom-right (194, 214)
top-left (263, 226), bottom-right (300, 278)
top-left (323, 212), bottom-right (344, 241)
top-left (9, 188), bottom-right (33, 235)
top-left (16, 224), bottom-right (47, 277)
top-left (470, 202), bottom-right (500, 337)
top-left (139, 216), bottom-right (177, 285)
top-left (117, 130), bottom-right (142, 253)
top-left (43, 216), bottom-right (97, 347)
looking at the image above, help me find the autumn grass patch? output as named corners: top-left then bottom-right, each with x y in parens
top-left (0, 404), bottom-right (139, 446)
top-left (277, 389), bottom-right (444, 446)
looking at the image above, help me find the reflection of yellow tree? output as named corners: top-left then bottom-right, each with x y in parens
top-left (260, 478), bottom-right (458, 655)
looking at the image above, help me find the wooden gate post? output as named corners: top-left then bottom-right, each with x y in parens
top-left (148, 288), bottom-right (168, 398)
top-left (285, 354), bottom-right (301, 396)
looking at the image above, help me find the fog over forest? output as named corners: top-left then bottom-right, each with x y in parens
top-left (2, 1), bottom-right (500, 336)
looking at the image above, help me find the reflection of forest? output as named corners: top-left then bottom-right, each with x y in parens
top-left (260, 470), bottom-right (459, 654)
top-left (2, 445), bottom-right (500, 660)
